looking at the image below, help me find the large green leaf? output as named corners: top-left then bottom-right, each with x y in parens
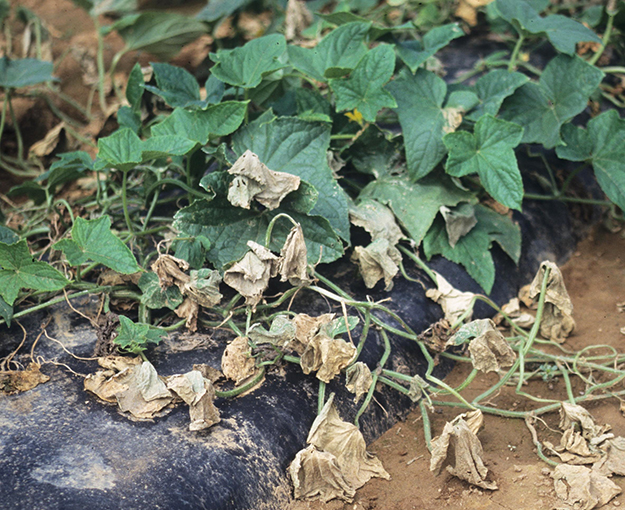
top-left (466, 69), bottom-right (529, 121)
top-left (499, 55), bottom-right (603, 149)
top-left (494, 0), bottom-right (601, 55)
top-left (396, 23), bottom-right (464, 73)
top-left (329, 44), bottom-right (397, 122)
top-left (0, 240), bottom-right (69, 305)
top-left (358, 172), bottom-right (474, 246)
top-left (144, 62), bottom-right (202, 109)
top-left (210, 34), bottom-right (287, 89)
top-left (386, 68), bottom-right (450, 180)
top-left (233, 115), bottom-right (350, 242)
top-left (0, 57), bottom-right (54, 88)
top-left (423, 205), bottom-right (521, 293)
top-left (126, 63), bottom-right (144, 113)
top-left (195, 0), bottom-right (252, 22)
top-left (444, 115), bottom-right (524, 210)
top-left (150, 101), bottom-right (248, 145)
top-left (54, 216), bottom-right (140, 274)
top-left (115, 12), bottom-right (208, 60)
top-left (96, 128), bottom-right (142, 171)
top-left (557, 110), bottom-right (625, 212)
top-left (287, 22), bottom-right (371, 82)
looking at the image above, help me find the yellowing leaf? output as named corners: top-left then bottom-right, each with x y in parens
top-left (455, 0), bottom-right (494, 26)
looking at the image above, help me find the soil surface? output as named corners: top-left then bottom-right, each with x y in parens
top-left (291, 226), bottom-right (625, 510)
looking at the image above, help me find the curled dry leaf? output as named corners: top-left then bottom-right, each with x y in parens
top-left (183, 268), bottom-right (223, 308)
top-left (407, 374), bottom-right (430, 402)
top-left (29, 122), bottom-right (66, 158)
top-left (418, 319), bottom-right (452, 353)
top-left (152, 254), bottom-right (190, 291)
top-left (351, 238), bottom-right (401, 291)
top-left (430, 410), bottom-right (497, 490)
top-left (466, 319), bottom-right (516, 373)
top-left (593, 437), bottom-right (625, 476)
top-left (166, 370), bottom-right (206, 406)
top-left (248, 315), bottom-right (296, 350)
top-left (440, 203), bottom-right (477, 248)
top-left (545, 427), bottom-right (602, 465)
top-left (278, 224), bottom-right (310, 286)
top-left (552, 464), bottom-right (621, 510)
top-left (349, 199), bottom-right (403, 246)
top-left (0, 363), bottom-right (50, 395)
top-left (426, 271), bottom-right (475, 324)
top-left (223, 241), bottom-right (279, 306)
top-left (559, 403), bottom-right (610, 441)
top-left (175, 297), bottom-right (199, 332)
top-left (285, 0), bottom-right (313, 41)
top-left (221, 336), bottom-right (258, 386)
top-left (493, 297), bottom-right (535, 329)
top-left (345, 362), bottom-right (372, 403)
top-left (188, 378), bottom-right (221, 432)
top-left (455, 0), bottom-right (494, 26)
top-left (227, 150), bottom-right (300, 210)
top-left (529, 261), bottom-right (575, 342)
top-left (301, 334), bottom-right (357, 383)
top-left (442, 107), bottom-right (464, 135)
top-left (291, 313), bottom-right (335, 355)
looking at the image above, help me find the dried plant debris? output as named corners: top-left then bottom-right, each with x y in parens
top-left (285, 0), bottom-right (313, 41)
top-left (559, 403), bottom-right (610, 441)
top-left (529, 261), bottom-right (575, 342)
top-left (552, 464), bottom-right (621, 510)
top-left (349, 199), bottom-right (403, 246)
top-left (345, 362), bottom-right (372, 403)
top-left (290, 394), bottom-right (389, 502)
top-left (175, 297), bottom-right (200, 332)
top-left (545, 428), bottom-right (603, 465)
top-left (463, 319), bottom-right (516, 373)
top-left (183, 269), bottom-right (223, 307)
top-left (593, 437), bottom-right (625, 477)
top-left (300, 333), bottom-right (356, 383)
top-left (152, 254), bottom-right (190, 291)
top-left (248, 315), bottom-right (296, 349)
top-left (426, 272), bottom-right (475, 324)
top-left (221, 336), bottom-right (258, 386)
top-left (407, 374), bottom-right (430, 402)
top-left (0, 363), bottom-right (50, 394)
top-left (223, 241), bottom-right (279, 306)
top-left (227, 150), bottom-right (300, 210)
top-left (493, 297), bottom-right (535, 329)
top-left (418, 319), bottom-right (452, 353)
top-left (291, 313), bottom-right (335, 354)
top-left (278, 224), bottom-right (310, 285)
top-left (439, 203), bottom-right (477, 248)
top-left (351, 238), bottom-right (401, 290)
top-left (430, 410), bottom-right (497, 490)
top-left (455, 0), bottom-right (493, 26)
top-left (166, 370), bottom-right (220, 432)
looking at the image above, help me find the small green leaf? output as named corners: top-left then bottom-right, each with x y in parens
top-left (97, 128), bottom-right (143, 171)
top-left (396, 23), bottom-right (464, 73)
top-left (138, 272), bottom-right (183, 310)
top-left (140, 136), bottom-right (197, 160)
top-left (295, 88), bottom-right (332, 118)
top-left (359, 172), bottom-right (475, 246)
top-left (499, 55), bottom-right (603, 149)
top-left (444, 115), bottom-right (524, 210)
top-left (557, 110), bottom-right (625, 212)
top-left (0, 226), bottom-right (18, 245)
top-left (37, 151), bottom-right (94, 193)
top-left (114, 315), bottom-right (166, 354)
top-left (0, 57), bottom-right (54, 88)
top-left (195, 0), bottom-right (252, 22)
top-left (205, 74), bottom-right (225, 105)
top-left (329, 44), bottom-right (397, 123)
top-left (6, 181), bottom-right (47, 205)
top-left (145, 62), bottom-right (202, 109)
top-left (287, 22), bottom-right (371, 82)
top-left (126, 62), bottom-right (144, 113)
top-left (347, 126), bottom-right (402, 178)
top-left (151, 101), bottom-right (248, 145)
top-left (117, 106), bottom-right (141, 134)
top-left (0, 295), bottom-right (12, 326)
top-left (54, 216), bottom-right (140, 274)
top-left (210, 34), bottom-right (286, 89)
top-left (0, 240), bottom-right (69, 305)
top-left (466, 69), bottom-right (529, 120)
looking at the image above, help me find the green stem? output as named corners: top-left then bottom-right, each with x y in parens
top-left (318, 380), bottom-right (326, 415)
top-left (508, 34), bottom-right (526, 72)
top-left (560, 162), bottom-right (589, 195)
top-left (420, 400), bottom-right (432, 451)
top-left (7, 92), bottom-right (24, 161)
top-left (557, 362), bottom-right (576, 405)
top-left (398, 245), bottom-right (438, 284)
top-left (589, 8), bottom-right (615, 66)
top-left (524, 193), bottom-right (612, 207)
top-left (0, 91), bottom-right (7, 148)
top-left (215, 367), bottom-right (266, 399)
top-left (121, 170), bottom-right (135, 235)
top-left (352, 309), bottom-right (371, 361)
top-left (265, 213), bottom-right (298, 247)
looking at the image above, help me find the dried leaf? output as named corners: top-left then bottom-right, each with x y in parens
top-left (466, 319), bottom-right (516, 373)
top-left (308, 394), bottom-right (390, 489)
top-left (174, 297), bottom-right (199, 332)
top-left (442, 107), bottom-right (464, 134)
top-left (345, 362), bottom-right (372, 403)
top-left (552, 464), bottom-right (621, 510)
top-left (189, 378), bottom-right (221, 431)
top-left (285, 0), bottom-right (313, 41)
top-left (430, 410), bottom-right (497, 490)
top-left (529, 261), bottom-right (575, 342)
top-left (593, 437), bottom-right (625, 476)
top-left (97, 355), bottom-right (142, 372)
top-left (183, 268), bottom-right (223, 308)
top-left (278, 224), bottom-right (310, 285)
top-left (227, 150), bottom-right (300, 210)
top-left (493, 297), bottom-right (535, 329)
top-left (151, 254), bottom-right (190, 291)
top-left (418, 319), bottom-right (452, 353)
top-left (29, 122), bottom-right (65, 157)
top-left (301, 334), bottom-right (357, 383)
top-left (192, 363), bottom-right (224, 383)
top-left (166, 370), bottom-right (206, 406)
top-left (114, 362), bottom-right (174, 420)
top-left (289, 445), bottom-right (355, 502)
top-left (291, 313), bottom-right (335, 354)
top-left (0, 363), bottom-right (50, 394)
top-left (559, 403), bottom-right (610, 440)
top-left (455, 0), bottom-right (493, 26)
top-left (351, 239), bottom-right (401, 291)
top-left (440, 203), bottom-right (477, 248)
top-left (248, 315), bottom-right (296, 349)
top-left (349, 199), bottom-right (403, 246)
top-left (545, 427), bottom-right (602, 465)
top-left (221, 336), bottom-right (258, 385)
top-left (426, 271), bottom-right (475, 324)
top-left (223, 241), bottom-right (279, 306)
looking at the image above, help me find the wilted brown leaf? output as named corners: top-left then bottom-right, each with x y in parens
top-left (442, 107), bottom-right (464, 134)
top-left (455, 0), bottom-right (493, 26)
top-left (593, 437), bottom-right (625, 476)
top-left (349, 199), bottom-right (403, 246)
top-left (29, 122), bottom-right (66, 158)
top-left (529, 261), bottom-right (575, 342)
top-left (278, 224), bottom-right (310, 285)
top-left (426, 271), bottom-right (475, 324)
top-left (151, 254), bottom-right (190, 291)
top-left (227, 150), bottom-right (300, 210)
top-left (466, 319), bottom-right (516, 373)
top-left (493, 297), bottom-right (535, 329)
top-left (345, 362), bottom-right (372, 403)
top-left (0, 363), bottom-right (50, 395)
top-left (291, 313), bottom-right (335, 354)
top-left (166, 370), bottom-right (206, 406)
top-left (351, 239), bottom-right (401, 291)
top-left (188, 378), bottom-right (221, 432)
top-left (301, 334), bottom-right (356, 383)
top-left (559, 403), bottom-right (610, 441)
top-left (221, 336), bottom-right (258, 385)
top-left (183, 269), bottom-right (223, 308)
top-left (552, 464), bottom-right (620, 510)
top-left (175, 297), bottom-right (199, 332)
top-left (248, 315), bottom-right (296, 349)
top-left (440, 203), bottom-right (477, 248)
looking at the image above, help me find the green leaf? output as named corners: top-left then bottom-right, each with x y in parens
top-left (347, 126), bottom-right (401, 178)
top-left (173, 199), bottom-right (344, 268)
top-left (359, 172), bottom-right (474, 246)
top-left (233, 115), bottom-right (350, 241)
top-left (145, 62), bottom-right (202, 109)
top-left (557, 110), bottom-right (625, 212)
top-left (37, 151), bottom-right (94, 193)
top-left (117, 106), bottom-right (141, 134)
top-left (172, 236), bottom-right (210, 269)
top-left (7, 181), bottom-right (47, 205)
top-left (494, 0), bottom-right (601, 55)
top-left (97, 128), bottom-right (142, 171)
top-left (138, 272), bottom-right (183, 310)
top-left (115, 12), bottom-right (208, 60)
top-left (499, 55), bottom-right (603, 149)
top-left (444, 115), bottom-right (524, 210)
top-left (318, 11), bottom-right (413, 40)
top-left (467, 69), bottom-right (529, 121)
top-left (54, 216), bottom-right (140, 274)
top-left (0, 295), bottom-right (12, 326)
top-left (0, 226), bottom-right (18, 245)
top-left (151, 101), bottom-right (248, 145)
top-left (210, 34), bottom-right (286, 89)
top-left (386, 68), bottom-right (450, 180)
top-left (396, 23), bottom-right (464, 73)
top-left (0, 57), bottom-right (54, 88)
top-left (140, 135), bottom-right (197, 160)
top-left (329, 44), bottom-right (397, 122)
top-left (114, 315), bottom-right (166, 354)
top-left (126, 62), bottom-right (144, 113)
top-left (205, 74), bottom-right (225, 105)
top-left (195, 0), bottom-right (252, 22)
top-left (287, 22), bottom-right (371, 82)
top-left (0, 240), bottom-right (69, 305)
top-left (295, 88), bottom-right (332, 118)
top-left (475, 204), bottom-right (521, 264)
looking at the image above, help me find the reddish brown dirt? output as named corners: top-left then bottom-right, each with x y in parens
top-left (291, 226), bottom-right (625, 510)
